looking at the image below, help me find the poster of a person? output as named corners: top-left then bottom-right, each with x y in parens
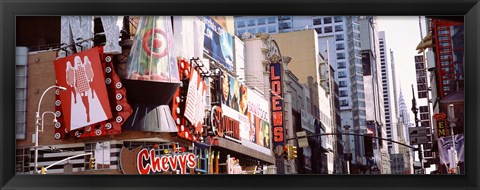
top-left (55, 48), bottom-right (112, 131)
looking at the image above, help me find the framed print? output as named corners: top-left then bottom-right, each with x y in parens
top-left (1, 0), bottom-right (479, 190)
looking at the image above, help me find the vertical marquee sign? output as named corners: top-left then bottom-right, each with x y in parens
top-left (267, 39), bottom-right (285, 157)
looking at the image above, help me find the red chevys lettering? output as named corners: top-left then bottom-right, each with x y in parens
top-left (136, 149), bottom-right (196, 174)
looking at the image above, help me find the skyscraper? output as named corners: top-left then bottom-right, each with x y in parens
top-left (235, 16), bottom-right (368, 172)
top-left (378, 31), bottom-right (399, 154)
top-left (398, 89), bottom-right (411, 142)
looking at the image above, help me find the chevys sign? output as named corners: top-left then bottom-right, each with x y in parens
top-left (120, 146), bottom-right (196, 174)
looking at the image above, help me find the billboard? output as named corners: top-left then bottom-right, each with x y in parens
top-left (247, 90), bottom-right (271, 149)
top-left (54, 47), bottom-right (112, 132)
top-left (301, 110), bottom-right (315, 133)
top-left (437, 134), bottom-right (464, 165)
top-left (202, 16), bottom-right (234, 72)
top-left (171, 58), bottom-right (207, 141)
top-left (218, 71), bottom-right (271, 150)
top-left (221, 72), bottom-right (240, 111)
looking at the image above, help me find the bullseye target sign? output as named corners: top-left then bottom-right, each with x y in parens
top-left (142, 28), bottom-right (169, 59)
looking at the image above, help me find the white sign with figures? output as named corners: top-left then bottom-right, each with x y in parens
top-left (408, 127), bottom-right (429, 145)
top-left (409, 127), bottom-right (428, 137)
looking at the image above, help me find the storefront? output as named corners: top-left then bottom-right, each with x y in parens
top-left (15, 16), bottom-right (275, 175)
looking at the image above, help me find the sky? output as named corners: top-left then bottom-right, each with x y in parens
top-left (376, 16), bottom-right (427, 124)
top-left (376, 16), bottom-right (434, 172)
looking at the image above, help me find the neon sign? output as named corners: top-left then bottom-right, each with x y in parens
top-left (270, 62), bottom-right (284, 151)
top-left (136, 148), bottom-right (196, 174)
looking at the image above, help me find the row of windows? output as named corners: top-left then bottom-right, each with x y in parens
top-left (236, 26), bottom-right (277, 35)
top-left (236, 17), bottom-right (277, 28)
top-left (313, 16), bottom-right (343, 25)
top-left (314, 25), bottom-right (344, 34)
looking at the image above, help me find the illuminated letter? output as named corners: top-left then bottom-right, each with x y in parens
top-left (274, 127), bottom-right (284, 142)
top-left (137, 149), bottom-right (150, 174)
top-left (271, 81), bottom-right (282, 95)
top-left (272, 96), bottom-right (282, 111)
top-left (270, 65), bottom-right (280, 80)
top-left (187, 153), bottom-right (196, 168)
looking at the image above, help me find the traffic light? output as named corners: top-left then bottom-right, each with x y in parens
top-left (89, 157), bottom-right (96, 170)
top-left (40, 166), bottom-right (47, 174)
top-left (281, 145), bottom-right (288, 159)
top-left (286, 144), bottom-right (297, 160)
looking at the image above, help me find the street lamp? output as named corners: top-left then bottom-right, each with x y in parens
top-left (447, 104), bottom-right (458, 174)
top-left (34, 85), bottom-right (66, 174)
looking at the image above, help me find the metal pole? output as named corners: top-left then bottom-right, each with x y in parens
top-left (347, 160), bottom-right (350, 174)
top-left (34, 85), bottom-right (66, 174)
top-left (447, 104), bottom-right (457, 174)
top-left (45, 152), bottom-right (93, 170)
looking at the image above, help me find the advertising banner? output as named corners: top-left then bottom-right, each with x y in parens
top-left (54, 47), bottom-right (113, 131)
top-left (301, 110), bottom-right (315, 133)
top-left (54, 47), bottom-right (132, 139)
top-left (247, 90), bottom-right (271, 148)
top-left (221, 104), bottom-right (247, 143)
top-left (202, 16), bottom-right (234, 72)
top-left (221, 72), bottom-right (240, 112)
top-left (171, 59), bottom-right (207, 141)
top-left (438, 134), bottom-right (464, 165)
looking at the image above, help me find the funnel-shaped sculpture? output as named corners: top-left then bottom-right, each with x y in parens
top-left (123, 16), bottom-right (180, 105)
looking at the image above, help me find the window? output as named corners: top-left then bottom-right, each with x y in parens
top-left (248, 19), bottom-right (255, 26)
top-left (420, 113), bottom-right (430, 120)
top-left (324, 17), bottom-right (332, 24)
top-left (16, 47), bottom-right (27, 139)
top-left (353, 24), bottom-right (360, 31)
top-left (257, 18), bottom-right (266, 25)
top-left (338, 71), bottom-right (346, 78)
top-left (335, 34), bottom-right (344, 41)
top-left (335, 25), bottom-right (343, 32)
top-left (313, 18), bottom-right (322, 25)
top-left (334, 16), bottom-right (343, 22)
top-left (237, 20), bottom-right (245, 28)
top-left (419, 106), bottom-right (428, 113)
top-left (336, 43), bottom-right (345, 50)
top-left (340, 90), bottom-right (348, 97)
top-left (248, 28), bottom-right (256, 34)
top-left (339, 80), bottom-right (347, 87)
top-left (258, 27), bottom-right (266, 33)
top-left (268, 26), bottom-right (276, 33)
top-left (268, 17), bottom-right (276, 24)
top-left (354, 32), bottom-right (360, 40)
top-left (341, 100), bottom-right (349, 106)
top-left (279, 22), bottom-right (292, 30)
top-left (338, 62), bottom-right (346, 69)
top-left (324, 26), bottom-right (333, 33)
top-left (315, 28), bottom-right (322, 34)
top-left (337, 52), bottom-right (345, 60)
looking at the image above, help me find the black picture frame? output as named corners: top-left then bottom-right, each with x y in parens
top-left (1, 0), bottom-right (479, 189)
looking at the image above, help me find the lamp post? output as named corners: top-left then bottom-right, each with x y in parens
top-left (34, 85), bottom-right (66, 174)
top-left (447, 104), bottom-right (458, 174)
top-left (411, 84), bottom-right (425, 174)
top-left (343, 125), bottom-right (351, 174)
